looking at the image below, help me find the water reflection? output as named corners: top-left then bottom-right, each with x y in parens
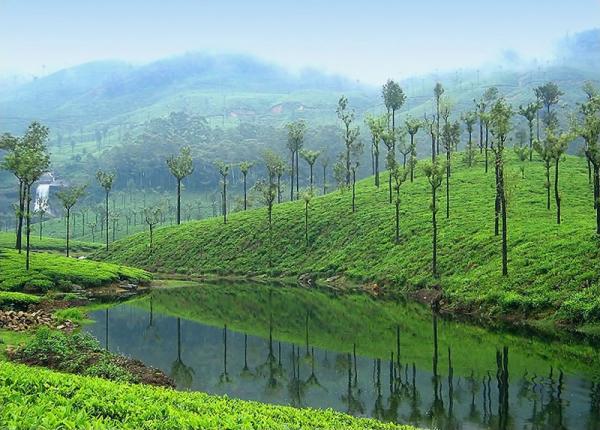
top-left (86, 284), bottom-right (600, 430)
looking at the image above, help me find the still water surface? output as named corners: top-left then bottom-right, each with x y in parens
top-left (85, 282), bottom-right (600, 429)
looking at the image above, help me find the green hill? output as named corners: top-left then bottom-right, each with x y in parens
top-left (97, 153), bottom-right (600, 333)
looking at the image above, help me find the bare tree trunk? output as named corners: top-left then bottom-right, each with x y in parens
top-left (67, 209), bottom-right (74, 256)
top-left (495, 164), bottom-right (500, 236)
top-left (16, 180), bottom-right (24, 252)
top-left (432, 186), bottom-right (438, 278)
top-left (484, 124), bottom-right (489, 173)
top-left (290, 151), bottom-right (294, 201)
top-left (25, 184), bottom-right (32, 270)
top-left (176, 179), bottom-right (181, 224)
top-left (395, 200), bottom-right (400, 244)
top-left (243, 174), bottom-right (247, 210)
top-left (222, 179), bottom-right (227, 224)
top-left (446, 151), bottom-right (450, 219)
top-left (595, 165), bottom-right (600, 235)
top-left (555, 158), bottom-right (561, 224)
top-left (305, 201), bottom-right (309, 246)
top-left (545, 163), bottom-right (551, 210)
top-left (105, 191), bottom-right (109, 251)
top-left (296, 151), bottom-right (300, 194)
top-left (352, 169), bottom-right (356, 213)
top-left (500, 165), bottom-right (508, 276)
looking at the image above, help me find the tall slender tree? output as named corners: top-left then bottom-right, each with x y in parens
top-left (365, 114), bottom-right (386, 187)
top-left (56, 185), bottom-right (87, 257)
top-left (382, 80), bottom-right (406, 132)
top-left (381, 130), bottom-right (396, 203)
top-left (547, 127), bottom-right (575, 224)
top-left (336, 96), bottom-right (361, 186)
top-left (286, 120), bottom-right (306, 201)
top-left (489, 98), bottom-right (513, 276)
top-left (391, 164), bottom-right (408, 244)
top-left (405, 117), bottom-right (422, 182)
top-left (424, 114), bottom-right (437, 162)
top-left (320, 155), bottom-right (329, 195)
top-left (215, 161), bottom-right (230, 224)
top-left (578, 90), bottom-right (600, 233)
top-left (535, 82), bottom-right (564, 128)
top-left (300, 149), bottom-right (321, 191)
top-left (144, 205), bottom-right (161, 250)
top-left (533, 130), bottom-right (555, 211)
top-left (96, 170), bottom-right (115, 251)
top-left (423, 160), bottom-right (445, 278)
top-left (301, 189), bottom-right (314, 247)
top-left (441, 119), bottom-right (461, 219)
top-left (434, 83), bottom-right (445, 156)
top-left (518, 102), bottom-right (540, 161)
top-left (166, 146), bottom-right (194, 225)
top-left (239, 161), bottom-right (254, 210)
top-left (462, 111), bottom-right (478, 167)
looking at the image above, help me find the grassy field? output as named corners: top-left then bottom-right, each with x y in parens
top-left (98, 153), bottom-right (600, 331)
top-left (0, 232), bottom-right (100, 254)
top-left (0, 248), bottom-right (150, 292)
top-left (0, 362), bottom-right (415, 430)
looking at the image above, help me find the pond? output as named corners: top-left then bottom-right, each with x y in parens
top-left (84, 281), bottom-right (600, 430)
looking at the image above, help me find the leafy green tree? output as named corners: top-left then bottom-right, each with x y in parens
top-left (382, 80), bottom-right (406, 132)
top-left (1, 123), bottom-right (50, 257)
top-left (365, 114), bottom-right (386, 187)
top-left (578, 92), bottom-right (600, 233)
top-left (301, 189), bottom-right (314, 247)
top-left (239, 161), bottom-right (254, 210)
top-left (262, 150), bottom-right (285, 203)
top-left (391, 165), bottom-right (408, 244)
top-left (423, 160), bottom-right (445, 278)
top-left (143, 206), bottom-right (162, 250)
top-left (215, 161), bottom-right (230, 224)
top-left (336, 96), bottom-right (361, 186)
top-left (405, 117), bottom-right (422, 181)
top-left (166, 146), bottom-right (194, 225)
top-left (535, 82), bottom-right (564, 128)
top-left (434, 83), bottom-right (445, 156)
top-left (300, 149), bottom-right (320, 191)
top-left (56, 185), bottom-right (87, 257)
top-left (96, 170), bottom-right (115, 251)
top-left (462, 111), bottom-right (477, 167)
top-left (489, 98), bottom-right (513, 276)
top-left (286, 121), bottom-right (306, 201)
top-left (518, 102), bottom-right (540, 161)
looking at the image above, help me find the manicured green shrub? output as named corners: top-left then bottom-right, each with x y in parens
top-left (0, 362), bottom-right (414, 429)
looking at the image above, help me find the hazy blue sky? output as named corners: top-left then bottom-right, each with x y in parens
top-left (1, 0), bottom-right (599, 83)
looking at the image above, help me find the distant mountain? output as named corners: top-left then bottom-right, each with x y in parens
top-left (1, 28), bottom-right (598, 137)
top-left (0, 53), bottom-right (369, 133)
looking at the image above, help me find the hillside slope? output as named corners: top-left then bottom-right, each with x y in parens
top-left (98, 154), bottom-right (600, 330)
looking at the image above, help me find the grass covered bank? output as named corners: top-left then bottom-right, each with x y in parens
top-left (0, 362), bottom-right (415, 429)
top-left (0, 248), bottom-right (150, 292)
top-left (98, 154), bottom-right (600, 330)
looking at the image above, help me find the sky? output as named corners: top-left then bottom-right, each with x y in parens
top-left (1, 0), bottom-right (600, 84)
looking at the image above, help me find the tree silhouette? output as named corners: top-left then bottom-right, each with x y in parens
top-left (490, 98), bottom-right (513, 276)
top-left (405, 117), bottom-right (422, 181)
top-left (518, 102), bottom-right (540, 161)
top-left (56, 185), bottom-right (87, 257)
top-left (143, 205), bottom-right (161, 250)
top-left (423, 160), bottom-right (445, 277)
top-left (96, 170), bottom-right (115, 251)
top-left (300, 149), bottom-right (320, 191)
top-left (239, 161), bottom-right (254, 210)
top-left (286, 120), bottom-right (306, 201)
top-left (382, 79), bottom-right (406, 132)
top-left (434, 83), bottom-right (445, 156)
top-left (578, 89), bottom-right (600, 233)
top-left (166, 146), bottom-right (194, 225)
top-left (336, 96), bottom-right (361, 186)
top-left (462, 111), bottom-right (478, 167)
top-left (365, 114), bottom-right (386, 187)
top-left (215, 161), bottom-right (230, 224)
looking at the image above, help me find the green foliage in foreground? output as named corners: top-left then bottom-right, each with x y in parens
top-left (99, 154), bottom-right (600, 327)
top-left (0, 362), bottom-right (415, 430)
top-left (12, 327), bottom-right (135, 383)
top-left (0, 248), bottom-right (150, 292)
top-left (0, 291), bottom-right (41, 308)
top-left (0, 232), bottom-right (100, 254)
